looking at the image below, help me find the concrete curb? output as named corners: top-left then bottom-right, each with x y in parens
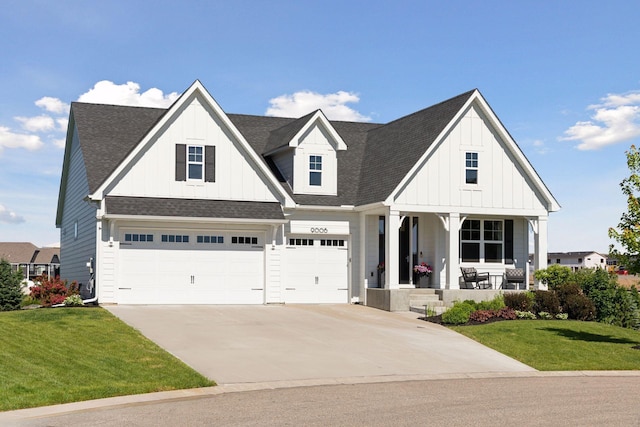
top-left (2, 371), bottom-right (640, 421)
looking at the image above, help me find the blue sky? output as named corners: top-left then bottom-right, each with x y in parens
top-left (1, 0), bottom-right (639, 252)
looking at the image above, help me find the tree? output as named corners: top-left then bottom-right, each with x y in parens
top-left (609, 145), bottom-right (640, 274)
top-left (0, 258), bottom-right (24, 311)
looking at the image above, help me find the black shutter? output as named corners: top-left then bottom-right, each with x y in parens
top-left (205, 145), bottom-right (215, 182)
top-left (175, 144), bottom-right (186, 181)
top-left (505, 219), bottom-right (514, 264)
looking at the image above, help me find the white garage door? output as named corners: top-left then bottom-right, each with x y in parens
top-left (283, 237), bottom-right (349, 303)
top-left (118, 230), bottom-right (264, 304)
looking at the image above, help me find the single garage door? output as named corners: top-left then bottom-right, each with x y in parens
top-left (118, 230), bottom-right (264, 304)
top-left (283, 237), bottom-right (349, 303)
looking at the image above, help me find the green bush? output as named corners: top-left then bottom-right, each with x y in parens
top-left (516, 310), bottom-right (536, 319)
top-left (442, 301), bottom-right (475, 325)
top-left (564, 293), bottom-right (596, 321)
top-left (476, 295), bottom-right (505, 311)
top-left (533, 290), bottom-right (561, 315)
top-left (0, 259), bottom-right (24, 311)
top-left (504, 291), bottom-right (534, 311)
top-left (534, 264), bottom-right (573, 290)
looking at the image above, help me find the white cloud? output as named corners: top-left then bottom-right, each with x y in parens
top-left (560, 91), bottom-right (640, 150)
top-left (56, 118), bottom-right (68, 132)
top-left (14, 114), bottom-right (56, 132)
top-left (266, 90), bottom-right (371, 122)
top-left (0, 204), bottom-right (25, 224)
top-left (0, 126), bottom-right (44, 152)
top-left (35, 96), bottom-right (70, 114)
top-left (77, 80), bottom-right (180, 108)
top-left (532, 139), bottom-right (550, 155)
top-left (53, 138), bottom-right (66, 149)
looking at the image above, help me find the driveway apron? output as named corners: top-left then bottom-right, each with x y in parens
top-left (105, 304), bottom-right (534, 384)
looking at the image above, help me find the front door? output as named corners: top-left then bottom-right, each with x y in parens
top-left (399, 217), bottom-right (410, 283)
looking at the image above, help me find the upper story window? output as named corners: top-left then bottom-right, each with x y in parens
top-left (465, 152), bottom-right (478, 184)
top-left (175, 144), bottom-right (215, 183)
top-left (188, 145), bottom-right (204, 181)
top-left (309, 155), bottom-right (322, 186)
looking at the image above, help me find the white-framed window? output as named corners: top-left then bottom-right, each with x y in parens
top-left (188, 145), bottom-right (204, 181)
top-left (309, 155), bottom-right (322, 186)
top-left (460, 219), bottom-right (503, 263)
top-left (197, 235), bottom-right (224, 244)
top-left (289, 238), bottom-right (314, 246)
top-left (465, 152), bottom-right (478, 184)
top-left (231, 236), bottom-right (258, 245)
top-left (74, 220), bottom-right (78, 240)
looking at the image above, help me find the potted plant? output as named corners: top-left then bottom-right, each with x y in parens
top-left (413, 262), bottom-right (433, 288)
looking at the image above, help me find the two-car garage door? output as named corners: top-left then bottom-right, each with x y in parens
top-left (118, 230), bottom-right (264, 304)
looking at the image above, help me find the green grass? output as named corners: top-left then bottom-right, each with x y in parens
top-left (0, 308), bottom-right (214, 411)
top-left (450, 320), bottom-right (640, 371)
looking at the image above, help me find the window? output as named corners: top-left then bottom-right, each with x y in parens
top-left (74, 220), bottom-right (78, 240)
top-left (188, 145), bottom-right (204, 180)
top-left (309, 155), bottom-right (322, 186)
top-left (124, 233), bottom-right (154, 242)
top-left (175, 144), bottom-right (215, 182)
top-left (460, 219), bottom-right (503, 263)
top-left (465, 152), bottom-right (478, 184)
top-left (197, 235), bottom-right (224, 244)
top-left (320, 239), bottom-right (345, 247)
top-left (289, 238), bottom-right (314, 246)
top-left (161, 234), bottom-right (189, 243)
top-left (232, 236), bottom-right (258, 245)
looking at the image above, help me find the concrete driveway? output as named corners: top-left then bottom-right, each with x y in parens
top-left (105, 304), bottom-right (534, 384)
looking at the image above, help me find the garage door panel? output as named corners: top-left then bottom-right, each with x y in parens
top-left (283, 238), bottom-right (348, 304)
top-left (118, 231), bottom-right (264, 304)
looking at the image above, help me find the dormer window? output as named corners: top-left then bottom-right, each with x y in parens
top-left (309, 155), bottom-right (322, 186)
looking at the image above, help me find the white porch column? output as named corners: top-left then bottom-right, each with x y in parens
top-left (359, 211), bottom-right (367, 304)
top-left (385, 209), bottom-right (401, 289)
top-left (446, 213), bottom-right (460, 290)
top-left (533, 216), bottom-right (549, 290)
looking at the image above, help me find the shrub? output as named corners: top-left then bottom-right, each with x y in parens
top-left (0, 259), bottom-right (23, 311)
top-left (496, 307), bottom-right (517, 320)
top-left (533, 290), bottom-right (561, 315)
top-left (442, 302), bottom-right (475, 325)
top-left (476, 295), bottom-right (505, 311)
top-left (516, 310), bottom-right (537, 319)
top-left (538, 311), bottom-right (553, 320)
top-left (64, 294), bottom-right (84, 307)
top-left (504, 291), bottom-right (534, 311)
top-left (555, 313), bottom-right (569, 320)
top-left (30, 275), bottom-right (79, 307)
top-left (469, 309), bottom-right (496, 323)
top-left (564, 293), bottom-right (596, 321)
top-left (534, 264), bottom-right (573, 290)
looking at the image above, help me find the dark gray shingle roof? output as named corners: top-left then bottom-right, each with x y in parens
top-left (105, 196), bottom-right (285, 220)
top-left (69, 90), bottom-right (476, 209)
top-left (72, 102), bottom-right (166, 193)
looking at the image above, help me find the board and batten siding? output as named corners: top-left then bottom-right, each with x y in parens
top-left (292, 123), bottom-right (338, 196)
top-left (59, 125), bottom-right (97, 290)
top-left (107, 95), bottom-right (280, 203)
top-left (395, 104), bottom-right (547, 214)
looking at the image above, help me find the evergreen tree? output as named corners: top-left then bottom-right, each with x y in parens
top-left (0, 258), bottom-right (24, 311)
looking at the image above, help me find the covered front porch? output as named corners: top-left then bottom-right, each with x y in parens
top-left (359, 207), bottom-right (549, 312)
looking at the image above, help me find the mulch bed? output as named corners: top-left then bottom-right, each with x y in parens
top-left (419, 314), bottom-right (511, 326)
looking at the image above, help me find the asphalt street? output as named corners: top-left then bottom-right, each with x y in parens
top-left (10, 375), bottom-right (640, 426)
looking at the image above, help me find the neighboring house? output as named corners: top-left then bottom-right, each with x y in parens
top-left (56, 80), bottom-right (560, 308)
top-left (546, 251), bottom-right (607, 272)
top-left (0, 242), bottom-right (61, 280)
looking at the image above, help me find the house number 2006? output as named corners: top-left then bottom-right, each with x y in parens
top-left (310, 227), bottom-right (328, 234)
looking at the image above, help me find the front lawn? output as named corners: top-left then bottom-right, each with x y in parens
top-left (0, 308), bottom-right (214, 411)
top-left (451, 320), bottom-right (640, 371)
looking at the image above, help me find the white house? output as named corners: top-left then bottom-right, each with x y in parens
top-left (546, 251), bottom-right (607, 272)
top-left (56, 80), bottom-right (560, 309)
